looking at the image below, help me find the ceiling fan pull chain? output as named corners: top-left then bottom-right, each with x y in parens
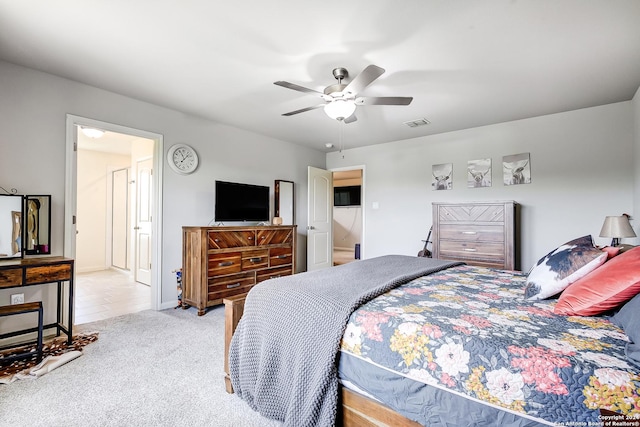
top-left (339, 119), bottom-right (345, 159)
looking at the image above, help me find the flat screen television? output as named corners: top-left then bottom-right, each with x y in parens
top-left (334, 185), bottom-right (361, 207)
top-left (215, 180), bottom-right (270, 222)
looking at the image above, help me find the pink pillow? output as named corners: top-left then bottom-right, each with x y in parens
top-left (554, 247), bottom-right (640, 316)
top-left (601, 246), bottom-right (621, 260)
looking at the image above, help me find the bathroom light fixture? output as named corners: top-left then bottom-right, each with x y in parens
top-left (81, 126), bottom-right (105, 139)
top-left (324, 99), bottom-right (356, 121)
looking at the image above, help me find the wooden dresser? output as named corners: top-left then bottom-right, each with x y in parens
top-left (182, 225), bottom-right (296, 315)
top-left (432, 201), bottom-right (518, 270)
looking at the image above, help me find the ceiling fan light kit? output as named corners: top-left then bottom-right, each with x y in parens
top-left (324, 99), bottom-right (356, 121)
top-left (275, 64), bottom-right (413, 123)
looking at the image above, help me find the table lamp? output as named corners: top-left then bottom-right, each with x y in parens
top-left (599, 215), bottom-right (636, 246)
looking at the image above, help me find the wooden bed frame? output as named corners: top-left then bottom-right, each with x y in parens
top-left (223, 295), bottom-right (421, 427)
top-left (223, 295), bottom-right (623, 427)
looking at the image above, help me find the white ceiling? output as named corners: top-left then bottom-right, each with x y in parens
top-left (1, 1), bottom-right (640, 152)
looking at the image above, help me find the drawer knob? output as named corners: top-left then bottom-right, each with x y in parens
top-left (463, 248), bottom-right (477, 252)
top-left (249, 257), bottom-right (262, 263)
top-left (227, 283), bottom-right (241, 289)
top-left (462, 231), bottom-right (477, 235)
top-left (270, 275), bottom-right (282, 279)
top-left (218, 261), bottom-right (234, 267)
top-left (276, 255), bottom-right (288, 259)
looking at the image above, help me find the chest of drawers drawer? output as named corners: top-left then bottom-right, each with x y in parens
top-left (438, 224), bottom-right (504, 242)
top-left (208, 230), bottom-right (255, 248)
top-left (257, 266), bottom-right (293, 282)
top-left (208, 252), bottom-right (242, 276)
top-left (438, 241), bottom-right (505, 262)
top-left (241, 250), bottom-right (269, 270)
top-left (270, 247), bottom-right (292, 266)
top-left (208, 272), bottom-right (256, 302)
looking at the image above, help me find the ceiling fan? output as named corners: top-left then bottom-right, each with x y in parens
top-left (274, 65), bottom-right (413, 123)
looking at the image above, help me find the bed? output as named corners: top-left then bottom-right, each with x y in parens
top-left (223, 242), bottom-right (640, 427)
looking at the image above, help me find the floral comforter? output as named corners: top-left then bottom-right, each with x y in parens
top-left (340, 265), bottom-right (640, 425)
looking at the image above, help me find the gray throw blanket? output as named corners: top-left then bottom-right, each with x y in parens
top-left (229, 255), bottom-right (461, 427)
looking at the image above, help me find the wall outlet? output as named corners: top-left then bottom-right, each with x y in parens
top-left (10, 293), bottom-right (24, 305)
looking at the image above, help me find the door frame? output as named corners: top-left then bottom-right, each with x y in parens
top-left (64, 114), bottom-right (163, 311)
top-left (330, 165), bottom-right (366, 261)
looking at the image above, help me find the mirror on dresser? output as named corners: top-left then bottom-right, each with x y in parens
top-left (0, 194), bottom-right (24, 259)
top-left (0, 193), bottom-right (52, 259)
top-left (24, 195), bottom-right (51, 255)
top-left (274, 180), bottom-right (294, 225)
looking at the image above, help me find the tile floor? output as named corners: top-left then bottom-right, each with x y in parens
top-left (333, 248), bottom-right (356, 266)
top-left (74, 268), bottom-right (151, 325)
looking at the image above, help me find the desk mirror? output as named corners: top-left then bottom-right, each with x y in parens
top-left (274, 180), bottom-right (294, 225)
top-left (0, 194), bottom-right (24, 259)
top-left (24, 195), bottom-right (51, 255)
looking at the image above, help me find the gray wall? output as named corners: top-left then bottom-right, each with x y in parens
top-left (0, 60), bottom-right (325, 318)
top-left (327, 101), bottom-right (637, 271)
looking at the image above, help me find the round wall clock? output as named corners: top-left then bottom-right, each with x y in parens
top-left (167, 144), bottom-right (199, 175)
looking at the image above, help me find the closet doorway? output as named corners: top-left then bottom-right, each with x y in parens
top-left (332, 168), bottom-right (363, 266)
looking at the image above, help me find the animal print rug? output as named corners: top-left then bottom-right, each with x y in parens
top-left (0, 333), bottom-right (98, 382)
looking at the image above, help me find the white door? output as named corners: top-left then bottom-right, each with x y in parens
top-left (111, 167), bottom-right (130, 270)
top-left (135, 157), bottom-right (152, 285)
top-left (307, 166), bottom-right (333, 271)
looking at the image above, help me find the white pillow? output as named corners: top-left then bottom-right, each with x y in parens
top-left (524, 235), bottom-right (607, 300)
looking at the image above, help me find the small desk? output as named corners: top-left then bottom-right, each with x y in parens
top-left (0, 257), bottom-right (74, 345)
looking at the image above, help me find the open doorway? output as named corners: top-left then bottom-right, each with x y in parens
top-left (332, 169), bottom-right (363, 266)
top-left (65, 116), bottom-right (163, 325)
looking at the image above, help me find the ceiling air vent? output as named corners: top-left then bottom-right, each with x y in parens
top-left (403, 118), bottom-right (431, 128)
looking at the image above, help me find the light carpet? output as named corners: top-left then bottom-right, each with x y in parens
top-left (0, 306), bottom-right (282, 427)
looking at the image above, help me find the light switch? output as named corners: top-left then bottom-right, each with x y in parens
top-left (372, 202), bottom-right (379, 210)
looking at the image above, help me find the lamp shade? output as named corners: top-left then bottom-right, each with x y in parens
top-left (599, 216), bottom-right (637, 239)
top-left (324, 99), bottom-right (356, 121)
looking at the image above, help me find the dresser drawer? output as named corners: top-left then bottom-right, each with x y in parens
top-left (257, 229), bottom-right (293, 246)
top-left (256, 266), bottom-right (293, 282)
top-left (208, 230), bottom-right (255, 248)
top-left (208, 272), bottom-right (255, 302)
top-left (270, 247), bottom-right (292, 266)
top-left (241, 250), bottom-right (269, 270)
top-left (439, 241), bottom-right (505, 263)
top-left (25, 263), bottom-right (71, 284)
top-left (208, 252), bottom-right (242, 276)
top-left (438, 204), bottom-right (505, 223)
top-left (0, 268), bottom-right (22, 288)
top-left (439, 224), bottom-right (504, 242)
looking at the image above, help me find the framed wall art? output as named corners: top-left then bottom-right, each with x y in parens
top-left (432, 163), bottom-right (453, 191)
top-left (503, 153), bottom-right (531, 186)
top-left (467, 158), bottom-right (492, 188)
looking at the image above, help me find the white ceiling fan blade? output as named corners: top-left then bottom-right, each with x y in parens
top-left (343, 65), bottom-right (385, 96)
top-left (355, 96), bottom-right (413, 106)
top-left (274, 81), bottom-right (325, 97)
top-left (282, 104), bottom-right (326, 116)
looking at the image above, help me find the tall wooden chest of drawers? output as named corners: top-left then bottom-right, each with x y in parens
top-left (432, 201), bottom-right (518, 270)
top-left (182, 225), bottom-right (296, 315)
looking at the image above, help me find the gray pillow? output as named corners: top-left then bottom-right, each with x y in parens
top-left (611, 292), bottom-right (640, 366)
